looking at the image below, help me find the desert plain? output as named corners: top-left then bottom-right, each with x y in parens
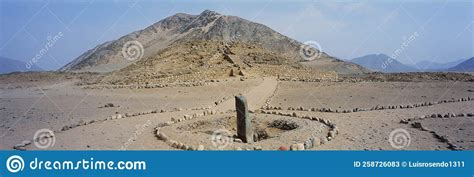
top-left (0, 72), bottom-right (472, 151)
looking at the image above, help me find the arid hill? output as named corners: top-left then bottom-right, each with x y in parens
top-left (100, 40), bottom-right (338, 86)
top-left (59, 10), bottom-right (367, 75)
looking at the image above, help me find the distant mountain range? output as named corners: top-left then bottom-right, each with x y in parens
top-left (446, 57), bottom-right (474, 72)
top-left (411, 59), bottom-right (467, 71)
top-left (0, 56), bottom-right (42, 74)
top-left (349, 54), bottom-right (417, 73)
top-left (349, 54), bottom-right (473, 73)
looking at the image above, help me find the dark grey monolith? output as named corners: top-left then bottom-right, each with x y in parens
top-left (235, 95), bottom-right (253, 143)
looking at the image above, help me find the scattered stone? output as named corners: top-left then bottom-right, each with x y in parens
top-left (21, 140), bottom-right (32, 146)
top-left (104, 103), bottom-right (115, 108)
top-left (169, 140), bottom-right (178, 148)
top-left (296, 143), bottom-right (305, 150)
top-left (412, 122), bottom-right (423, 129)
top-left (13, 144), bottom-right (26, 150)
top-left (177, 142), bottom-right (184, 149)
top-left (156, 132), bottom-right (169, 141)
top-left (311, 137), bottom-right (321, 146)
top-left (197, 145), bottom-right (205, 151)
top-left (61, 125), bottom-right (70, 131)
top-left (328, 131), bottom-right (336, 139)
top-left (292, 112), bottom-right (297, 117)
top-left (78, 120), bottom-right (86, 126)
top-left (183, 114), bottom-right (191, 120)
top-left (438, 135), bottom-right (449, 143)
top-left (290, 143), bottom-right (305, 151)
top-left (400, 119), bottom-right (409, 124)
top-left (304, 139), bottom-right (313, 149)
top-left (290, 144), bottom-right (298, 150)
top-left (188, 146), bottom-right (195, 151)
top-left (320, 137), bottom-right (328, 145)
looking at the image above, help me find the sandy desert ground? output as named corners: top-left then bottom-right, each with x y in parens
top-left (0, 73), bottom-right (472, 151)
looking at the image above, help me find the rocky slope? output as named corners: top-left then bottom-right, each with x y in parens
top-left (59, 10), bottom-right (366, 75)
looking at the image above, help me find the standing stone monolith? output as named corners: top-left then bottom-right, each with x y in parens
top-left (235, 95), bottom-right (253, 143)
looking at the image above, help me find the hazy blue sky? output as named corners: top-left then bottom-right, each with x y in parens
top-left (0, 0), bottom-right (472, 70)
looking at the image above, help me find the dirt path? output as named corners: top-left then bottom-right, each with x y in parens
top-left (215, 77), bottom-right (277, 112)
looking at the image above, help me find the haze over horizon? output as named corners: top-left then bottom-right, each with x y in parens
top-left (0, 0), bottom-right (472, 70)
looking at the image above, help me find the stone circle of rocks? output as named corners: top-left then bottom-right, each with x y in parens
top-left (263, 96), bottom-right (473, 114)
top-left (259, 110), bottom-right (339, 150)
top-left (153, 108), bottom-right (337, 151)
top-left (399, 112), bottom-right (473, 151)
top-left (154, 109), bottom-right (220, 151)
